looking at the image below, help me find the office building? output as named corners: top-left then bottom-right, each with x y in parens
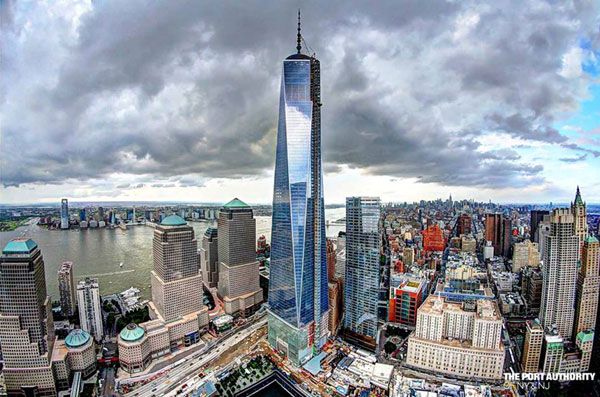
top-left (120, 215), bottom-right (209, 373)
top-left (326, 239), bottom-right (336, 281)
top-left (406, 296), bottom-right (505, 380)
top-left (512, 240), bottom-right (540, 272)
top-left (0, 239), bottom-right (57, 396)
top-left (335, 232), bottom-right (346, 281)
top-left (58, 261), bottom-right (76, 317)
top-left (530, 210), bottom-right (550, 243)
top-left (77, 278), bottom-right (103, 341)
top-left (539, 209), bottom-right (579, 338)
top-left (344, 197), bottom-right (381, 347)
top-left (521, 319), bottom-right (543, 373)
top-left (541, 334), bottom-right (564, 373)
top-left (484, 213), bottom-right (511, 257)
top-left (60, 198), bottom-right (69, 229)
top-left (422, 224), bottom-right (445, 252)
top-left (217, 198), bottom-right (262, 316)
top-left (457, 213), bottom-right (472, 236)
top-left (571, 186), bottom-right (588, 251)
top-left (328, 279), bottom-right (343, 335)
top-left (200, 227), bottom-right (219, 288)
top-left (403, 246), bottom-right (414, 267)
top-left (388, 275), bottom-right (427, 327)
top-left (267, 14), bottom-right (329, 366)
top-left (574, 236), bottom-right (599, 336)
top-left (521, 266), bottom-right (543, 313)
top-left (461, 235), bottom-right (476, 253)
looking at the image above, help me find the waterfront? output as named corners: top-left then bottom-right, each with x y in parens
top-left (0, 208), bottom-right (345, 300)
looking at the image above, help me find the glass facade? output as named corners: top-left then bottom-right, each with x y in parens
top-left (268, 52), bottom-right (328, 365)
top-left (344, 197), bottom-right (381, 340)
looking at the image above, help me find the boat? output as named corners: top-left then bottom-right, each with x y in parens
top-left (119, 262), bottom-right (123, 268)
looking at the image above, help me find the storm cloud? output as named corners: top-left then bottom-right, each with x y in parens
top-left (1, 0), bottom-right (599, 191)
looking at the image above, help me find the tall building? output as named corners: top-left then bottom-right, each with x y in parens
top-left (484, 213), bottom-right (511, 257)
top-left (457, 213), bottom-right (472, 236)
top-left (119, 215), bottom-right (208, 373)
top-left (539, 209), bottom-right (579, 338)
top-left (512, 240), bottom-right (540, 272)
top-left (530, 210), bottom-right (550, 243)
top-left (200, 227), bottom-right (219, 288)
top-left (522, 319), bottom-right (544, 373)
top-left (571, 186), bottom-right (588, 250)
top-left (327, 279), bottom-right (343, 335)
top-left (217, 198), bottom-right (262, 316)
top-left (77, 277), bottom-right (103, 341)
top-left (388, 275), bottom-right (427, 327)
top-left (151, 215), bottom-right (205, 322)
top-left (58, 261), bottom-right (76, 317)
top-left (574, 236), bottom-right (599, 337)
top-left (521, 266), bottom-right (543, 314)
top-left (267, 13), bottom-right (329, 366)
top-left (0, 239), bottom-right (57, 396)
top-left (406, 296), bottom-right (505, 380)
top-left (344, 197), bottom-right (381, 347)
top-left (60, 198), bottom-right (69, 229)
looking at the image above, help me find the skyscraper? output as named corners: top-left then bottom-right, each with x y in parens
top-left (484, 213), bottom-right (511, 257)
top-left (60, 198), bottom-right (69, 229)
top-left (574, 236), bottom-right (599, 336)
top-left (77, 277), bottom-right (103, 341)
top-left (217, 198), bottom-right (263, 316)
top-left (268, 12), bottom-right (329, 365)
top-left (539, 209), bottom-right (579, 338)
top-left (344, 197), bottom-right (381, 347)
top-left (200, 227), bottom-right (219, 289)
top-left (151, 215), bottom-right (205, 322)
top-left (571, 186), bottom-right (588, 251)
top-left (0, 239), bottom-right (57, 396)
top-left (58, 261), bottom-right (76, 317)
top-left (530, 209), bottom-right (550, 243)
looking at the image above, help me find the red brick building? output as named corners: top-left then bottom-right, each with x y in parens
top-left (388, 277), bottom-right (426, 326)
top-left (422, 224), bottom-right (446, 252)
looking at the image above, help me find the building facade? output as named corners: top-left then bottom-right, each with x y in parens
top-left (388, 276), bottom-right (426, 327)
top-left (217, 198), bottom-right (262, 316)
top-left (0, 239), bottom-right (57, 396)
top-left (512, 240), bottom-right (540, 272)
top-left (58, 261), bottom-right (76, 317)
top-left (571, 186), bottom-right (588, 251)
top-left (406, 296), bottom-right (505, 381)
top-left (200, 227), bottom-right (219, 288)
top-left (267, 16), bottom-right (329, 366)
top-left (521, 319), bottom-right (544, 373)
top-left (344, 197), bottom-right (381, 346)
top-left (60, 198), bottom-right (69, 229)
top-left (530, 210), bottom-right (550, 244)
top-left (539, 209), bottom-right (579, 338)
top-left (484, 213), bottom-right (511, 257)
top-left (574, 236), bottom-right (599, 336)
top-left (77, 277), bottom-right (103, 341)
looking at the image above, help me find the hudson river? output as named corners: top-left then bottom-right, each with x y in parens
top-left (0, 208), bottom-right (345, 300)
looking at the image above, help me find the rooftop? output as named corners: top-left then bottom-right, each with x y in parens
top-left (2, 238), bottom-right (38, 255)
top-left (222, 197), bottom-right (250, 209)
top-left (65, 329), bottom-right (91, 348)
top-left (119, 323), bottom-right (145, 342)
top-left (160, 214), bottom-right (187, 226)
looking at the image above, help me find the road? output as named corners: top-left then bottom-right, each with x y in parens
top-left (101, 367), bottom-right (116, 397)
top-left (121, 315), bottom-right (267, 397)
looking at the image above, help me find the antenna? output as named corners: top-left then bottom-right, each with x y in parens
top-left (296, 9), bottom-right (302, 54)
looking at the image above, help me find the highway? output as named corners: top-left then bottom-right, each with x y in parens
top-left (122, 314), bottom-right (267, 397)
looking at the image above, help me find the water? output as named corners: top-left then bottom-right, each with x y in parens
top-left (0, 208), bottom-right (345, 301)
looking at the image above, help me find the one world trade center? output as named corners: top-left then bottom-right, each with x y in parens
top-left (267, 12), bottom-right (329, 365)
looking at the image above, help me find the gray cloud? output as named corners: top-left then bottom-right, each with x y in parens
top-left (559, 154), bottom-right (588, 163)
top-left (1, 0), bottom-right (599, 190)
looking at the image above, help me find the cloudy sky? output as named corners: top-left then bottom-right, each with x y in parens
top-left (1, 0), bottom-right (600, 204)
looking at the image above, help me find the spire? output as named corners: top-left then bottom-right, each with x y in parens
top-left (296, 9), bottom-right (302, 54)
top-left (575, 185), bottom-right (584, 206)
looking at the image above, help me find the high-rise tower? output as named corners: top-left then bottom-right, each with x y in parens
top-left (571, 186), bottom-right (588, 251)
top-left (58, 261), bottom-right (76, 317)
top-left (60, 198), bottom-right (69, 229)
top-left (539, 209), bottom-right (579, 338)
top-left (0, 239), bottom-right (57, 396)
top-left (268, 11), bottom-right (329, 365)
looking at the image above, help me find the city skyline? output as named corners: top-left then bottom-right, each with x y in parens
top-left (2, 1), bottom-right (600, 204)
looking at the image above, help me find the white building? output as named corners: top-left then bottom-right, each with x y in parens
top-left (77, 278), bottom-right (103, 341)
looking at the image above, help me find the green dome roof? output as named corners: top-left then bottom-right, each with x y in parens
top-left (119, 323), bottom-right (145, 342)
top-left (65, 329), bottom-right (91, 348)
top-left (222, 198), bottom-right (250, 209)
top-left (161, 215), bottom-right (187, 226)
top-left (2, 238), bottom-right (38, 254)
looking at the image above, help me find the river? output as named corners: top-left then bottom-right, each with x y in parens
top-left (0, 208), bottom-right (345, 300)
